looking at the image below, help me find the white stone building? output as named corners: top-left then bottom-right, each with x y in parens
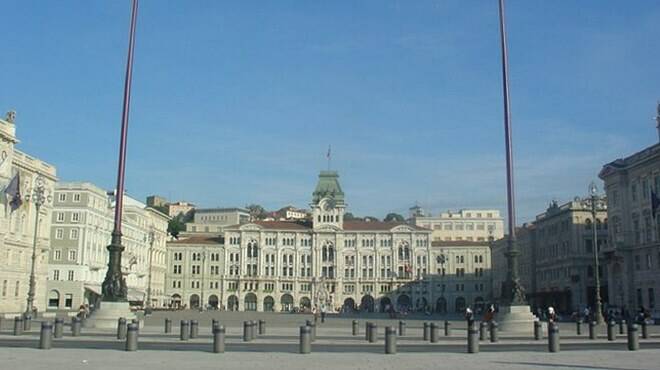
top-left (46, 182), bottom-right (169, 311)
top-left (600, 140), bottom-right (660, 316)
top-left (0, 111), bottom-right (57, 314)
top-left (412, 209), bottom-right (504, 243)
top-left (184, 208), bottom-right (250, 235)
top-left (165, 170), bottom-right (492, 314)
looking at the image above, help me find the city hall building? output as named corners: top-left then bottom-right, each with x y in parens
top-left (165, 171), bottom-right (492, 313)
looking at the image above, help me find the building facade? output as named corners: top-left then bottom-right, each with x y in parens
top-left (412, 209), bottom-right (504, 243)
top-left (166, 170), bottom-right (492, 314)
top-left (600, 142), bottom-right (660, 316)
top-left (0, 111), bottom-right (57, 314)
top-left (184, 208), bottom-right (250, 235)
top-left (46, 182), bottom-right (169, 311)
top-left (491, 199), bottom-right (608, 314)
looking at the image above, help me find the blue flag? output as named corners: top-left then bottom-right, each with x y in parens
top-left (4, 172), bottom-right (22, 212)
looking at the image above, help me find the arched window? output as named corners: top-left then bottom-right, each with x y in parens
top-left (585, 218), bottom-right (592, 230)
top-left (328, 246), bottom-right (334, 262)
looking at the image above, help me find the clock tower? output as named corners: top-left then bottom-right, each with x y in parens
top-left (311, 170), bottom-right (346, 229)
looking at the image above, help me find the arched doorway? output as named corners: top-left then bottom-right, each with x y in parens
top-left (171, 294), bottom-right (182, 309)
top-left (455, 297), bottom-right (466, 313)
top-left (436, 297), bottom-right (447, 314)
top-left (227, 295), bottom-right (239, 311)
top-left (300, 297), bottom-right (311, 311)
top-left (208, 295), bottom-right (219, 309)
top-left (189, 294), bottom-right (200, 309)
top-left (343, 298), bottom-right (356, 312)
top-left (474, 297), bottom-right (485, 314)
top-left (48, 290), bottom-right (60, 309)
top-left (397, 294), bottom-right (411, 311)
top-left (380, 297), bottom-right (392, 313)
top-left (416, 297), bottom-right (428, 311)
top-left (360, 295), bottom-right (375, 313)
top-left (281, 294), bottom-right (294, 312)
top-left (245, 293), bottom-right (257, 311)
top-left (263, 296), bottom-right (275, 312)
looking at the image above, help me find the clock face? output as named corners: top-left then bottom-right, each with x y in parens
top-left (323, 198), bottom-right (335, 211)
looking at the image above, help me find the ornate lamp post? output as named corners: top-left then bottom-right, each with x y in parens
top-left (24, 175), bottom-right (52, 316)
top-left (583, 182), bottom-right (605, 324)
top-left (145, 227), bottom-right (155, 313)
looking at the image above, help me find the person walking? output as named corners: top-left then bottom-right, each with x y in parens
top-left (312, 305), bottom-right (319, 324)
top-left (548, 306), bottom-right (557, 323)
top-left (483, 304), bottom-right (495, 322)
top-left (320, 304), bottom-right (327, 323)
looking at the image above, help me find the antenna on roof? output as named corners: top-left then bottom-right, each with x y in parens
top-left (326, 145), bottom-right (332, 171)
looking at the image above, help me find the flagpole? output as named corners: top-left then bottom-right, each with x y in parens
top-left (101, 0), bottom-right (139, 302)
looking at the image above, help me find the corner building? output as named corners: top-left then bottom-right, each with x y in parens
top-left (166, 171), bottom-right (492, 313)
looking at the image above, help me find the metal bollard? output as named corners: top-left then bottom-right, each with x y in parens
top-left (13, 317), bottom-right (23, 336)
top-left (444, 321), bottom-right (451, 336)
top-left (430, 323), bottom-right (439, 343)
top-left (125, 323), bottom-right (138, 352)
top-left (489, 321), bottom-right (499, 343)
top-left (607, 321), bottom-right (616, 341)
top-left (23, 315), bottom-right (32, 331)
top-left (423, 322), bottom-right (430, 341)
top-left (352, 320), bottom-right (359, 336)
top-left (117, 318), bottom-right (127, 340)
top-left (213, 325), bottom-right (225, 353)
top-left (468, 321), bottom-right (479, 354)
top-left (299, 325), bottom-right (311, 354)
top-left (588, 321), bottom-right (596, 340)
top-left (534, 320), bottom-right (542, 340)
top-left (243, 321), bottom-right (250, 342)
top-left (399, 320), bottom-right (406, 336)
top-left (627, 323), bottom-right (639, 351)
top-left (71, 317), bottom-right (81, 337)
top-left (385, 326), bottom-right (397, 354)
top-left (576, 320), bottom-right (582, 335)
top-left (259, 320), bottom-right (266, 335)
top-left (180, 320), bottom-right (190, 341)
top-left (39, 322), bottom-right (53, 350)
top-left (480, 322), bottom-right (488, 341)
top-left (641, 321), bottom-right (649, 339)
top-left (366, 322), bottom-right (372, 341)
top-left (548, 322), bottom-right (560, 353)
top-left (212, 319), bottom-right (219, 334)
top-left (369, 323), bottom-right (378, 343)
top-left (190, 320), bottom-right (199, 339)
top-left (165, 318), bottom-right (172, 333)
top-left (619, 320), bottom-right (626, 335)
top-left (131, 319), bottom-right (139, 335)
top-left (54, 318), bottom-right (64, 339)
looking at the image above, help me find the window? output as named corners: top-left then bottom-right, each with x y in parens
top-left (68, 270), bottom-right (74, 281)
top-left (68, 250), bottom-right (77, 261)
top-left (56, 212), bottom-right (65, 222)
top-left (72, 212), bottom-right (80, 222)
top-left (14, 281), bottom-right (20, 296)
top-left (54, 249), bottom-right (62, 260)
top-left (70, 229), bottom-right (79, 240)
top-left (58, 193), bottom-right (66, 202)
top-left (64, 294), bottom-right (73, 308)
top-left (73, 193), bottom-right (81, 202)
top-left (53, 270), bottom-right (60, 280)
top-left (55, 228), bottom-right (63, 239)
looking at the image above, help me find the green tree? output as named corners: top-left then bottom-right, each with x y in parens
top-left (246, 204), bottom-right (267, 220)
top-left (167, 216), bottom-right (186, 239)
top-left (384, 213), bottom-right (405, 222)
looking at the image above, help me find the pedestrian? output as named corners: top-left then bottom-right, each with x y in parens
top-left (464, 307), bottom-right (474, 323)
top-left (483, 304), bottom-right (495, 322)
top-left (583, 306), bottom-right (590, 322)
top-left (548, 306), bottom-right (557, 323)
top-left (320, 304), bottom-right (327, 323)
top-left (312, 305), bottom-right (319, 324)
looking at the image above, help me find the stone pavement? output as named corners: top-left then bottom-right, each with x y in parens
top-left (1, 311), bottom-right (659, 370)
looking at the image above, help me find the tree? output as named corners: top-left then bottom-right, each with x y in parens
top-left (168, 216), bottom-right (186, 239)
top-left (246, 204), bottom-right (267, 221)
top-left (384, 213), bottom-right (405, 222)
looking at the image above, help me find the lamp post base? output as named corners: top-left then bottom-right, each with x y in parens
top-left (497, 305), bottom-right (541, 334)
top-left (85, 301), bottom-right (137, 329)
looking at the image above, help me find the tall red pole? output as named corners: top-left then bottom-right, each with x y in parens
top-left (102, 0), bottom-right (139, 302)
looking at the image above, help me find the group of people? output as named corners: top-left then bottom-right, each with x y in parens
top-left (464, 304), bottom-right (496, 323)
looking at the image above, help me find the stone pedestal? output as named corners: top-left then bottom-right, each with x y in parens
top-left (498, 305), bottom-right (540, 334)
top-left (86, 301), bottom-right (136, 329)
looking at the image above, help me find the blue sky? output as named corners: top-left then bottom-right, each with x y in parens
top-left (2, 1), bottom-right (659, 223)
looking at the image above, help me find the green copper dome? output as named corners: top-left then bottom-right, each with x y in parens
top-left (312, 171), bottom-right (345, 205)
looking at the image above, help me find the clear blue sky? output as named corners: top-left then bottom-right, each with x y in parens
top-left (2, 1), bottom-right (659, 223)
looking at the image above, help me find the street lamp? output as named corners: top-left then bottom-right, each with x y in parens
top-left (145, 227), bottom-right (155, 314)
top-left (583, 181), bottom-right (605, 324)
top-left (24, 175), bottom-right (52, 316)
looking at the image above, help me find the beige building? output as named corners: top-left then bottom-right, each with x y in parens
top-left (600, 140), bottom-right (660, 316)
top-left (165, 170), bottom-right (492, 314)
top-left (167, 201), bottom-right (195, 218)
top-left (491, 199), bottom-right (608, 314)
top-left (184, 208), bottom-right (250, 235)
top-left (0, 111), bottom-right (57, 314)
top-left (412, 209), bottom-right (504, 243)
top-left (46, 182), bottom-right (169, 311)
